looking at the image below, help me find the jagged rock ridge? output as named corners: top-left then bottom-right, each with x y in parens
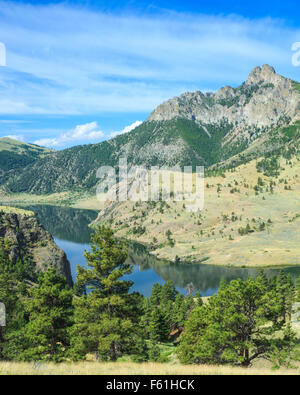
top-left (148, 65), bottom-right (300, 128)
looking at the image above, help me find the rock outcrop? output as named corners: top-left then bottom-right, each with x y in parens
top-left (0, 208), bottom-right (73, 286)
top-left (148, 64), bottom-right (300, 128)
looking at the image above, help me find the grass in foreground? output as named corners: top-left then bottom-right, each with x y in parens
top-left (0, 361), bottom-right (300, 375)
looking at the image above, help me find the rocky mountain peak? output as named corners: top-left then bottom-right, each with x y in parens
top-left (247, 64), bottom-right (276, 85)
top-left (147, 64), bottom-right (299, 127)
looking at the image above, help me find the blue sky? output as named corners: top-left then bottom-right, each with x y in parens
top-left (0, 0), bottom-right (300, 148)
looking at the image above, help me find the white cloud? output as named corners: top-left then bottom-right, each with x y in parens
top-left (109, 120), bottom-right (143, 138)
top-left (0, 3), bottom-right (300, 115)
top-left (33, 120), bottom-right (143, 148)
top-left (3, 134), bottom-right (24, 141)
top-left (34, 122), bottom-right (104, 148)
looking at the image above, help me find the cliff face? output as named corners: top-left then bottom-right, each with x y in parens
top-left (148, 65), bottom-right (300, 128)
top-left (0, 208), bottom-right (73, 286)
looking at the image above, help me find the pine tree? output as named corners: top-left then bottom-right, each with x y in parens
top-left (148, 342), bottom-right (160, 362)
top-left (0, 255), bottom-right (18, 359)
top-left (172, 294), bottom-right (185, 331)
top-left (19, 267), bottom-right (73, 362)
top-left (276, 270), bottom-right (294, 322)
top-left (172, 294), bottom-right (192, 335)
top-left (148, 307), bottom-right (169, 342)
top-left (256, 269), bottom-right (269, 289)
top-left (149, 283), bottom-right (163, 307)
top-left (177, 277), bottom-right (296, 367)
top-left (70, 226), bottom-right (145, 361)
top-left (219, 276), bottom-right (227, 291)
top-left (161, 280), bottom-right (178, 304)
top-left (149, 308), bottom-right (162, 342)
top-left (295, 276), bottom-right (300, 302)
top-left (0, 253), bottom-right (26, 361)
top-left (195, 292), bottom-right (203, 307)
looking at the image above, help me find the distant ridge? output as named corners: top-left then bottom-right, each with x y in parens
top-left (1, 65), bottom-right (299, 195)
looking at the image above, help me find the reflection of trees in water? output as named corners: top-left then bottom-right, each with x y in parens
top-left (18, 205), bottom-right (98, 244)
top-left (127, 242), bottom-right (169, 270)
top-left (152, 264), bottom-right (258, 293)
top-left (128, 242), bottom-right (300, 294)
top-left (9, 207), bottom-right (300, 295)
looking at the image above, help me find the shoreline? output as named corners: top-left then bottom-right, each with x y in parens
top-left (2, 195), bottom-right (300, 270)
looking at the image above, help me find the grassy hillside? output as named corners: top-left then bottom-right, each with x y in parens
top-left (0, 138), bottom-right (54, 187)
top-left (0, 138), bottom-right (53, 169)
top-left (96, 152), bottom-right (300, 267)
top-left (0, 137), bottom-right (52, 154)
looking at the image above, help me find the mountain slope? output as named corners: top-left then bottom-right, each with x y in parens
top-left (0, 137), bottom-right (54, 187)
top-left (95, 155), bottom-right (300, 267)
top-left (2, 65), bottom-right (300, 195)
top-left (0, 137), bottom-right (53, 170)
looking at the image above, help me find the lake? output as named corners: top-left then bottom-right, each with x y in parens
top-left (15, 204), bottom-right (300, 297)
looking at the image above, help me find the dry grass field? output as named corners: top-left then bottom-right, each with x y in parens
top-left (0, 361), bottom-right (299, 375)
top-left (97, 157), bottom-right (300, 267)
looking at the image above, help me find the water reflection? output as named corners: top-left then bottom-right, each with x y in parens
top-left (13, 204), bottom-right (300, 297)
top-left (15, 204), bottom-right (97, 243)
top-left (128, 242), bottom-right (300, 296)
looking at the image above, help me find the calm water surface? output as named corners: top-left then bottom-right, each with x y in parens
top-left (16, 205), bottom-right (300, 297)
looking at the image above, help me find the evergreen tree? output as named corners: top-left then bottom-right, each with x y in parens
top-left (19, 268), bottom-right (73, 362)
top-left (149, 283), bottom-right (163, 307)
top-left (70, 226), bottom-right (145, 361)
top-left (149, 308), bottom-right (162, 342)
top-left (0, 255), bottom-right (18, 359)
top-left (219, 276), bottom-right (227, 291)
top-left (161, 280), bottom-right (177, 304)
top-left (0, 253), bottom-right (26, 361)
top-left (195, 292), bottom-right (203, 307)
top-left (148, 308), bottom-right (169, 342)
top-left (295, 276), bottom-right (300, 302)
top-left (177, 277), bottom-right (296, 367)
top-left (140, 297), bottom-right (151, 338)
top-left (276, 270), bottom-right (294, 322)
top-left (256, 269), bottom-right (269, 289)
top-left (172, 294), bottom-right (196, 335)
top-left (148, 342), bottom-right (160, 362)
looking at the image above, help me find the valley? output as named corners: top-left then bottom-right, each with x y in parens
top-left (0, 63), bottom-right (300, 372)
top-left (1, 65), bottom-right (299, 269)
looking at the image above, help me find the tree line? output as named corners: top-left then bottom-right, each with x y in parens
top-left (0, 226), bottom-right (300, 367)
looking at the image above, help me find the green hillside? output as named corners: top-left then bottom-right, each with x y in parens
top-left (0, 120), bottom-right (234, 194)
top-left (3, 117), bottom-right (299, 195)
top-left (0, 138), bottom-right (54, 187)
